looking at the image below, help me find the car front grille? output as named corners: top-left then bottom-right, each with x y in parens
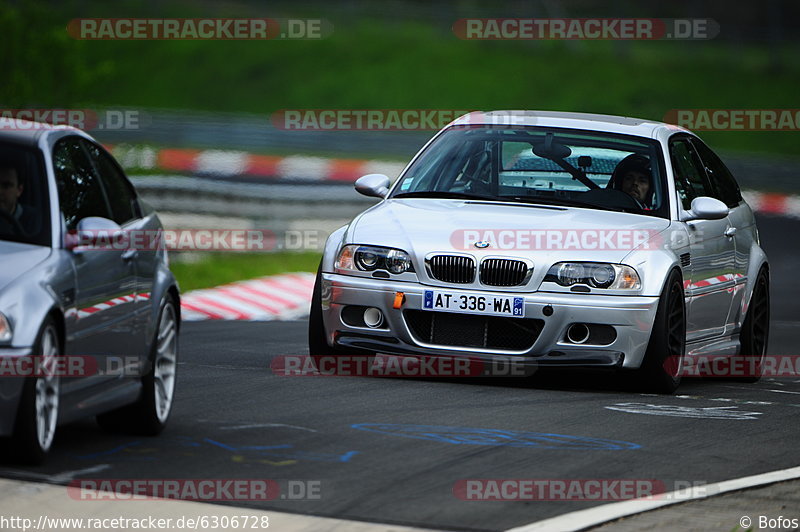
top-left (479, 258), bottom-right (529, 287)
top-left (403, 310), bottom-right (544, 351)
top-left (428, 255), bottom-right (476, 284)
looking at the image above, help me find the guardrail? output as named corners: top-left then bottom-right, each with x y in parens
top-left (131, 176), bottom-right (376, 223)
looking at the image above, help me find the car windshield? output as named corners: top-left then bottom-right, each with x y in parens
top-left (391, 125), bottom-right (668, 218)
top-left (0, 142), bottom-right (51, 246)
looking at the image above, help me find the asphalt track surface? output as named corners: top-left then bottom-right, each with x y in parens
top-left (1, 214), bottom-right (799, 531)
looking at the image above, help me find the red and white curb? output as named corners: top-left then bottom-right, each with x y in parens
top-left (180, 273), bottom-right (315, 321)
top-left (742, 190), bottom-right (800, 218)
top-left (109, 144), bottom-right (407, 183)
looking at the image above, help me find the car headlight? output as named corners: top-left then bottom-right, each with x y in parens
top-left (0, 312), bottom-right (12, 342)
top-left (545, 262), bottom-right (640, 290)
top-left (336, 245), bottom-right (415, 274)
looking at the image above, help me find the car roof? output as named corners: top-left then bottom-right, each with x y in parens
top-left (450, 110), bottom-right (690, 139)
top-left (0, 120), bottom-right (82, 148)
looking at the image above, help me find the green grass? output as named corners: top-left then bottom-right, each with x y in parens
top-left (170, 251), bottom-right (321, 292)
top-left (4, 2), bottom-right (800, 158)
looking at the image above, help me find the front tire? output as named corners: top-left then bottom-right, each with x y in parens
top-left (308, 266), bottom-right (375, 374)
top-left (634, 270), bottom-right (686, 394)
top-left (308, 268), bottom-right (338, 361)
top-left (97, 294), bottom-right (178, 435)
top-left (11, 318), bottom-right (61, 465)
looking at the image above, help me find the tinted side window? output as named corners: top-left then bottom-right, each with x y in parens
top-left (669, 138), bottom-right (715, 210)
top-left (692, 139), bottom-right (742, 208)
top-left (83, 141), bottom-right (138, 225)
top-left (0, 145), bottom-right (51, 246)
top-left (53, 137), bottom-right (111, 230)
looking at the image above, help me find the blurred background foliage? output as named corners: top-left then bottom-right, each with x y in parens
top-left (2, 0), bottom-right (799, 156)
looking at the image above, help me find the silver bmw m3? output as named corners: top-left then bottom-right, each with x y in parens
top-left (309, 111), bottom-right (769, 394)
top-left (0, 122), bottom-right (180, 463)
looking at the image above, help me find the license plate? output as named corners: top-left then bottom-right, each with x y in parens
top-left (422, 290), bottom-right (525, 318)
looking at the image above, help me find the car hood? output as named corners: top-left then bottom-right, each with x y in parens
top-left (347, 199), bottom-right (671, 265)
top-left (0, 241), bottom-right (52, 294)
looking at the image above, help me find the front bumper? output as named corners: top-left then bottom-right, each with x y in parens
top-left (321, 273), bottom-right (660, 370)
top-left (0, 346), bottom-right (32, 436)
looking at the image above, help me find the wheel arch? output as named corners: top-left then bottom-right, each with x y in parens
top-left (739, 250), bottom-right (770, 328)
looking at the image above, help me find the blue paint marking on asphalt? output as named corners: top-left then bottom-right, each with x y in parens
top-left (253, 449), bottom-right (360, 463)
top-left (351, 424), bottom-right (640, 450)
top-left (175, 436), bottom-right (202, 447)
top-left (204, 439), bottom-right (359, 462)
top-left (74, 441), bottom-right (143, 460)
top-left (238, 444), bottom-right (294, 451)
top-left (205, 439), bottom-right (298, 453)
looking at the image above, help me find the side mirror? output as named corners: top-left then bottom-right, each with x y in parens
top-left (354, 174), bottom-right (390, 199)
top-left (682, 196), bottom-right (729, 221)
top-left (66, 217), bottom-right (124, 251)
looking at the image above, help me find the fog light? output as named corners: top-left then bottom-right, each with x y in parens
top-left (363, 308), bottom-right (384, 328)
top-left (566, 323), bottom-right (590, 344)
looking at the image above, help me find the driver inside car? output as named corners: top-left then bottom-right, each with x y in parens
top-left (0, 164), bottom-right (37, 235)
top-left (608, 154), bottom-right (653, 209)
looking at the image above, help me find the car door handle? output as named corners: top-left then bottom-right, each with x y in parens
top-left (121, 248), bottom-right (138, 261)
top-left (724, 227), bottom-right (737, 238)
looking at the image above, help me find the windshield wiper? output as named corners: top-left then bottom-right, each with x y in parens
top-left (392, 191), bottom-right (504, 202)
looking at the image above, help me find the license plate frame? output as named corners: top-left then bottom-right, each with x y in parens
top-left (422, 290), bottom-right (525, 318)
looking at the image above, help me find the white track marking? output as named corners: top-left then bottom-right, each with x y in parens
top-left (507, 465), bottom-right (800, 532)
top-left (0, 464), bottom-right (111, 484)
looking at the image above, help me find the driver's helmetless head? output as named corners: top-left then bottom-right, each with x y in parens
top-left (621, 169), bottom-right (651, 202)
top-left (611, 154), bottom-right (652, 205)
top-left (0, 167), bottom-right (23, 215)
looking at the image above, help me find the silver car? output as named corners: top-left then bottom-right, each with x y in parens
top-left (309, 111), bottom-right (769, 394)
top-left (0, 122), bottom-right (180, 463)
